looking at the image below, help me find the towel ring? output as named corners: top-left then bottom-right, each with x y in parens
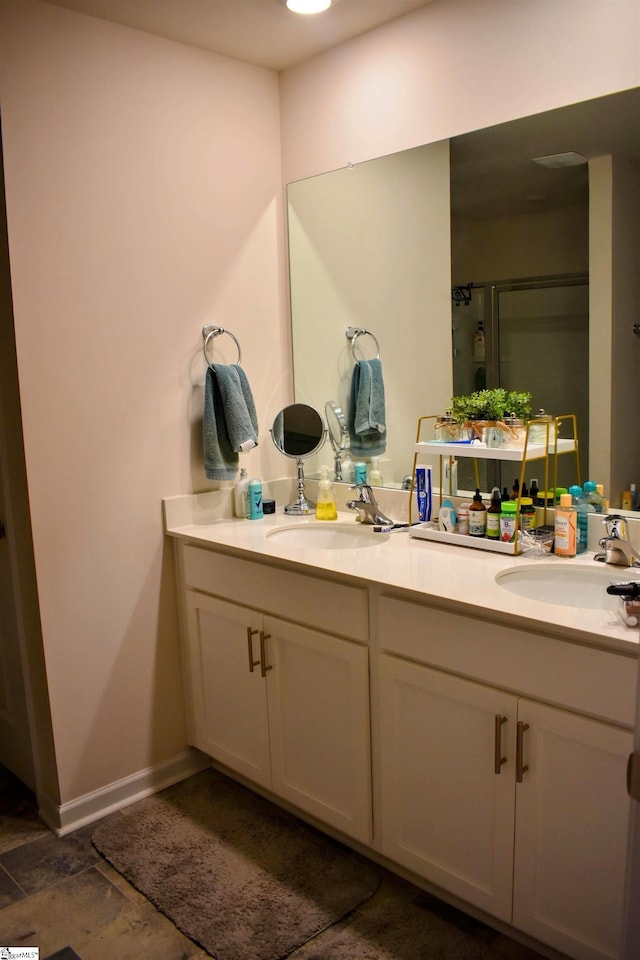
top-left (202, 325), bottom-right (242, 367)
top-left (346, 326), bottom-right (380, 361)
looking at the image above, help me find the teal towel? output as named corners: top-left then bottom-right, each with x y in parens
top-left (348, 358), bottom-right (386, 458)
top-left (204, 364), bottom-right (258, 481)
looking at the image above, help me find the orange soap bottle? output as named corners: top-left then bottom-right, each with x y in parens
top-left (554, 493), bottom-right (577, 557)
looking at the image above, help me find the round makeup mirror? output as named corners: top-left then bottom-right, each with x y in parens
top-left (271, 403), bottom-right (326, 514)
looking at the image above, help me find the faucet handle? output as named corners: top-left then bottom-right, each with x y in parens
top-left (349, 482), bottom-right (373, 501)
top-left (604, 515), bottom-right (628, 540)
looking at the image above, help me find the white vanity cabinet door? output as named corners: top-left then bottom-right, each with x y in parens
top-left (184, 590), bottom-right (372, 844)
top-left (265, 615), bottom-right (372, 844)
top-left (378, 653), bottom-right (517, 921)
top-left (184, 591), bottom-right (271, 789)
top-left (513, 700), bottom-right (631, 960)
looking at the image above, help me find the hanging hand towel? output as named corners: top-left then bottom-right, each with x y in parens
top-left (348, 358), bottom-right (386, 458)
top-left (203, 363), bottom-right (258, 481)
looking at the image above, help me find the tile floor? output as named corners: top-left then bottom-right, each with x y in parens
top-left (0, 764), bottom-right (550, 960)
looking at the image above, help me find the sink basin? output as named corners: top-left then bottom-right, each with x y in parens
top-left (495, 563), bottom-right (640, 609)
top-left (266, 522), bottom-right (388, 550)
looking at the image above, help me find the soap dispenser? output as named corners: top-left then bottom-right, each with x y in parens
top-left (316, 466), bottom-right (338, 521)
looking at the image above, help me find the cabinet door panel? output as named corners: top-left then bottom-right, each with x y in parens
top-left (185, 592), bottom-right (270, 788)
top-left (265, 616), bottom-right (372, 844)
top-left (513, 700), bottom-right (631, 960)
top-left (378, 654), bottom-right (516, 921)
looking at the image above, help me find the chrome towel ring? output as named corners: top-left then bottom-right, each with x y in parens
top-left (202, 324), bottom-right (242, 367)
top-left (346, 326), bottom-right (381, 360)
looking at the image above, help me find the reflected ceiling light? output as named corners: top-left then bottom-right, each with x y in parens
top-left (532, 152), bottom-right (588, 168)
top-left (286, 0), bottom-right (332, 13)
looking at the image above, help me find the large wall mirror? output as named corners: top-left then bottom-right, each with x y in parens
top-left (287, 86), bottom-right (640, 508)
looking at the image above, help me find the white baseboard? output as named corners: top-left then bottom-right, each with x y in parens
top-left (39, 748), bottom-right (211, 836)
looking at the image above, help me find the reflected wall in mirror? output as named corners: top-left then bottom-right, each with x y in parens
top-left (287, 87), bottom-right (640, 507)
top-left (288, 139), bottom-right (452, 487)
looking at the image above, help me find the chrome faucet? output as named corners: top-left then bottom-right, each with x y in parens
top-left (346, 483), bottom-right (393, 525)
top-left (594, 515), bottom-right (640, 567)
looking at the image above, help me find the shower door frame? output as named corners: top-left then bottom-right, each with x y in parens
top-left (460, 272), bottom-right (589, 492)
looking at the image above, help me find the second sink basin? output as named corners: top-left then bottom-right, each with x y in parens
top-left (496, 562), bottom-right (640, 609)
top-left (266, 521), bottom-right (388, 550)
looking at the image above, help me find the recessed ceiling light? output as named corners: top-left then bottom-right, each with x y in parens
top-left (286, 0), bottom-right (332, 13)
top-left (532, 152), bottom-right (588, 168)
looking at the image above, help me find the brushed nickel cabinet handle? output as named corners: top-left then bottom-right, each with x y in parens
top-left (516, 721), bottom-right (530, 783)
top-left (247, 627), bottom-right (260, 672)
top-left (259, 632), bottom-right (272, 677)
top-left (494, 714), bottom-right (507, 774)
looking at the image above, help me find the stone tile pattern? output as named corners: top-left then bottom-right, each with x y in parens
top-left (0, 764), bottom-right (550, 960)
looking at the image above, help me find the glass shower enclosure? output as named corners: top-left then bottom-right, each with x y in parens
top-left (451, 273), bottom-right (589, 495)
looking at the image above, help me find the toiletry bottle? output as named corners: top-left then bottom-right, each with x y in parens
top-left (474, 365), bottom-right (486, 390)
top-left (570, 484), bottom-right (595, 555)
top-left (248, 479), bottom-right (263, 520)
top-left (521, 481), bottom-right (528, 498)
top-left (529, 478), bottom-right (539, 502)
top-left (622, 488), bottom-right (633, 511)
top-left (416, 467), bottom-right (431, 522)
top-left (468, 489), bottom-right (487, 537)
top-left (500, 501), bottom-right (518, 542)
top-left (354, 462), bottom-right (367, 484)
top-left (583, 480), bottom-right (605, 513)
top-left (457, 503), bottom-right (470, 535)
top-left (596, 483), bottom-right (609, 513)
top-left (510, 478), bottom-right (520, 500)
top-left (369, 457), bottom-right (383, 486)
top-left (233, 468), bottom-right (249, 519)
top-left (438, 499), bottom-right (457, 533)
top-left (519, 497), bottom-right (536, 532)
top-left (632, 483), bottom-right (638, 510)
top-left (340, 454), bottom-right (354, 484)
top-left (501, 487), bottom-right (510, 503)
top-left (554, 493), bottom-right (577, 557)
top-left (486, 487), bottom-right (502, 540)
top-left (473, 320), bottom-right (485, 361)
top-left (315, 466), bottom-right (338, 521)
top-left (444, 457), bottom-right (458, 496)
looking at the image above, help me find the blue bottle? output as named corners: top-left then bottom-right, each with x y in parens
top-left (569, 484), bottom-right (593, 554)
top-left (248, 479), bottom-right (263, 520)
top-left (354, 462), bottom-right (367, 484)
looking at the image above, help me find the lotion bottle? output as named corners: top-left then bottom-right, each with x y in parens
top-left (233, 468), bottom-right (249, 518)
top-left (316, 466), bottom-right (338, 521)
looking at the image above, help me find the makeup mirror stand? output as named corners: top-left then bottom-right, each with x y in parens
top-left (270, 402), bottom-right (327, 516)
top-left (287, 458), bottom-right (315, 516)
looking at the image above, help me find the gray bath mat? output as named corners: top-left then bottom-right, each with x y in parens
top-left (92, 768), bottom-right (380, 960)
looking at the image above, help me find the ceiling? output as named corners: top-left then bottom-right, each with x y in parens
top-left (45, 0), bottom-right (435, 71)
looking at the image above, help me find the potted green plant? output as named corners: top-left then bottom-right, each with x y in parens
top-left (449, 389), bottom-right (532, 444)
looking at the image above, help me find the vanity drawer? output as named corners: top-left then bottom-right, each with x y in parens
top-left (377, 594), bottom-right (636, 726)
top-left (182, 544), bottom-right (368, 641)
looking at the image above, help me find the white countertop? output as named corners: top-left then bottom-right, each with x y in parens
top-left (164, 493), bottom-right (640, 657)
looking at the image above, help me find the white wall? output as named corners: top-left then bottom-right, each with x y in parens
top-left (280, 0), bottom-right (640, 183)
top-left (0, 0), bottom-right (286, 807)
